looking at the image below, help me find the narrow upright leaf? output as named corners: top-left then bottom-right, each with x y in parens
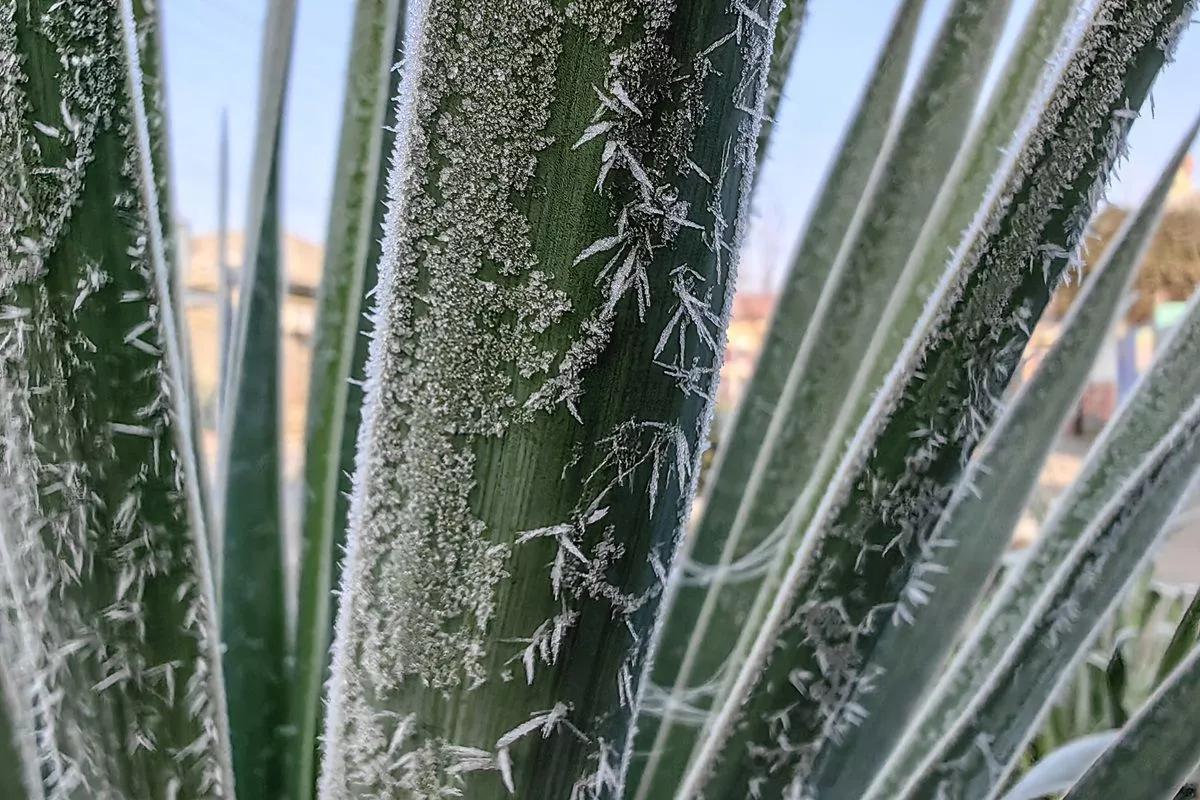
top-left (680, 2), bottom-right (1194, 797)
top-left (632, 3), bottom-right (926, 791)
top-left (1156, 579), bottom-right (1200, 684)
top-left (320, 1), bottom-right (779, 797)
top-left (846, 0), bottom-right (1084, 448)
top-left (899, 393), bottom-right (1200, 800)
top-left (0, 1), bottom-right (233, 796)
top-left (131, 0), bottom-right (216, 548)
top-left (294, 1), bottom-right (406, 798)
top-left (899, 182), bottom-right (1200, 786)
top-left (840, 111), bottom-right (1199, 800)
top-left (218, 0), bottom-right (296, 795)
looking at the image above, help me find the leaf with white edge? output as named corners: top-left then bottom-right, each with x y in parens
top-left (632, 2), bottom-right (927, 793)
top-left (899, 393), bottom-right (1200, 800)
top-left (843, 108), bottom-right (1200, 800)
top-left (319, 0), bottom-right (780, 797)
top-left (896, 196), bottom-right (1200, 792)
top-left (679, 2), bottom-right (1196, 797)
top-left (218, 0), bottom-right (295, 796)
top-left (294, 2), bottom-right (406, 798)
top-left (844, 0), bottom-right (1086, 472)
top-left (998, 731), bottom-right (1118, 800)
top-left (0, 1), bottom-right (233, 797)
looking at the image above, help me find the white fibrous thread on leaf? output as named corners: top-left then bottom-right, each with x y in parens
top-left (0, 3), bottom-right (227, 800)
top-left (731, 0), bottom-right (1196, 793)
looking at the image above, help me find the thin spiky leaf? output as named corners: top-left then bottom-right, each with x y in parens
top-left (0, 1), bottom-right (233, 796)
top-left (135, 0), bottom-right (219, 585)
top-left (895, 212), bottom-right (1200, 789)
top-left (899, 393), bottom-right (1200, 800)
top-left (1062, 639), bottom-right (1200, 800)
top-left (679, 1), bottom-right (1195, 796)
top-left (294, 1), bottom-right (406, 798)
top-left (840, 0), bottom-right (1085, 464)
top-left (833, 111), bottom-right (1199, 800)
top-left (631, 4), bottom-right (926, 792)
top-left (217, 0), bottom-right (295, 795)
top-left (1155, 578), bottom-right (1200, 684)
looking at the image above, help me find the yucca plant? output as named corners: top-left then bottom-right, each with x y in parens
top-left (3, 1), bottom-right (1200, 800)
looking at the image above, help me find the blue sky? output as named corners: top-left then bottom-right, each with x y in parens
top-left (161, 0), bottom-right (1200, 287)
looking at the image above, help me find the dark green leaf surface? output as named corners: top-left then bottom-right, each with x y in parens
top-left (631, 4), bottom-right (926, 793)
top-left (319, 1), bottom-right (780, 796)
top-left (0, 1), bottom-right (233, 796)
top-left (842, 108), bottom-right (1196, 800)
top-left (218, 0), bottom-right (296, 796)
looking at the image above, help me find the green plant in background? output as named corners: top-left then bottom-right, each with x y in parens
top-left (3, 1), bottom-right (1200, 800)
top-left (1021, 574), bottom-right (1199, 765)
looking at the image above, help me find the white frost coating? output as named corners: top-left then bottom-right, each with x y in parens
top-left (677, 0), bottom-right (1197, 796)
top-left (322, 0), bottom-right (568, 794)
top-left (0, 2), bottom-right (232, 798)
top-left (882, 265), bottom-right (1200, 800)
top-left (321, 0), bottom-right (777, 795)
top-left (864, 110), bottom-right (1200, 800)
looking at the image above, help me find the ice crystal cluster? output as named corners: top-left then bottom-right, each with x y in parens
top-left (321, 0), bottom-right (777, 796)
top-left (0, 2), bottom-right (228, 798)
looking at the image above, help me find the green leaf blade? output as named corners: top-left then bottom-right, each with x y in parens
top-left (680, 1), bottom-right (1195, 796)
top-left (319, 2), bottom-right (780, 797)
top-left (0, 1), bottom-right (233, 796)
top-left (217, 0), bottom-right (297, 796)
top-left (895, 134), bottom-right (1200, 796)
top-left (293, 1), bottom-right (406, 798)
top-left (846, 109), bottom-right (1200, 800)
top-left (1063, 640), bottom-right (1200, 800)
top-left (901, 392), bottom-right (1200, 800)
top-left (631, 3), bottom-right (927, 792)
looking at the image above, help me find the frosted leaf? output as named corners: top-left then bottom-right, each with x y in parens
top-left (321, 0), bottom-right (779, 794)
top-left (0, 3), bottom-right (229, 797)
